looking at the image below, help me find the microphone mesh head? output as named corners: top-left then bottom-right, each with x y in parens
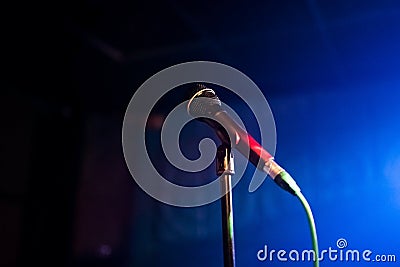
top-left (187, 84), bottom-right (222, 116)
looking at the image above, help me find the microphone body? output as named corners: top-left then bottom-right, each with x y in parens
top-left (201, 110), bottom-right (274, 171)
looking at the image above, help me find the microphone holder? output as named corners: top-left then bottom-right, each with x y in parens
top-left (216, 144), bottom-right (236, 267)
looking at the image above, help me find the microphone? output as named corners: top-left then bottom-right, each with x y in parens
top-left (187, 85), bottom-right (300, 195)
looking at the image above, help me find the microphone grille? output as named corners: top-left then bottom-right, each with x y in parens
top-left (187, 84), bottom-right (222, 116)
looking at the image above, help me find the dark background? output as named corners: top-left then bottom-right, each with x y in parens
top-left (2, 0), bottom-right (400, 266)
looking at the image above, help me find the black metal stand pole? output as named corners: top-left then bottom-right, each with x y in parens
top-left (216, 144), bottom-right (236, 267)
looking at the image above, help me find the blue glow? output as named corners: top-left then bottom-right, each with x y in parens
top-left (128, 1), bottom-right (400, 266)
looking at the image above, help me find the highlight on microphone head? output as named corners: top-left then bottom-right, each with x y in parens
top-left (187, 84), bottom-right (222, 117)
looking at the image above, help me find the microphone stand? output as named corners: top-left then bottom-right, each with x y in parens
top-left (216, 144), bottom-right (236, 267)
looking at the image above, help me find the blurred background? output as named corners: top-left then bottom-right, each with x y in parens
top-left (2, 0), bottom-right (400, 266)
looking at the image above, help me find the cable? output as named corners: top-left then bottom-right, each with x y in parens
top-left (278, 170), bottom-right (319, 267)
top-left (296, 191), bottom-right (320, 267)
